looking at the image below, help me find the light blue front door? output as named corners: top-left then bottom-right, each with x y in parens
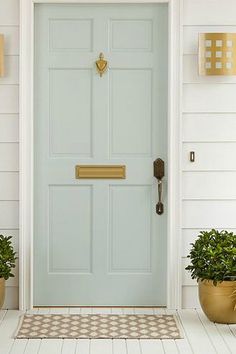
top-left (34, 4), bottom-right (168, 306)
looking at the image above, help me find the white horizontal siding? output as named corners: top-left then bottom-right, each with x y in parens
top-left (182, 258), bottom-right (196, 286)
top-left (0, 56), bottom-right (19, 85)
top-left (183, 114), bottom-right (236, 142)
top-left (0, 173), bottom-right (19, 200)
top-left (182, 286), bottom-right (200, 309)
top-left (2, 286), bottom-right (19, 309)
top-left (183, 172), bottom-right (236, 199)
top-left (0, 201), bottom-right (19, 229)
top-left (183, 142), bottom-right (236, 171)
top-left (0, 115), bottom-right (19, 142)
top-left (183, 0), bottom-right (236, 26)
top-left (0, 0), bottom-right (19, 25)
top-left (183, 84), bottom-right (236, 112)
top-left (0, 86), bottom-right (19, 113)
top-left (0, 1), bottom-right (19, 309)
top-left (183, 200), bottom-right (236, 229)
top-left (0, 144), bottom-right (19, 171)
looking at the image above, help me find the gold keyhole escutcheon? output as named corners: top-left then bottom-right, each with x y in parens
top-left (95, 52), bottom-right (108, 77)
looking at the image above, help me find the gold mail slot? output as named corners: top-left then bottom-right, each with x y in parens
top-left (75, 165), bottom-right (126, 179)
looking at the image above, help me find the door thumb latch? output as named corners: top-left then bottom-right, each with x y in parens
top-left (153, 158), bottom-right (164, 215)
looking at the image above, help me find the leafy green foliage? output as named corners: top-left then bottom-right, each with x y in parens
top-left (0, 235), bottom-right (17, 280)
top-left (185, 229), bottom-right (236, 285)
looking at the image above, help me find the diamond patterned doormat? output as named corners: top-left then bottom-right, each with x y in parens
top-left (16, 314), bottom-right (183, 339)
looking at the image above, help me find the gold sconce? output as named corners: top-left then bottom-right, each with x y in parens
top-left (199, 33), bottom-right (236, 75)
top-left (0, 34), bottom-right (4, 77)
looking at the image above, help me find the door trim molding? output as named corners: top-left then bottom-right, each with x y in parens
top-left (19, 0), bottom-right (182, 310)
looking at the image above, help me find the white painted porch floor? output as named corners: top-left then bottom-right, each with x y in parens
top-left (0, 308), bottom-right (235, 354)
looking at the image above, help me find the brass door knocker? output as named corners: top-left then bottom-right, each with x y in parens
top-left (95, 53), bottom-right (108, 77)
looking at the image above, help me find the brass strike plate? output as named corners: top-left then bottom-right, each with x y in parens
top-left (75, 165), bottom-right (126, 179)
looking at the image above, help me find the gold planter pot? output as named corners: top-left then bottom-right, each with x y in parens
top-left (0, 278), bottom-right (5, 309)
top-left (199, 280), bottom-right (236, 324)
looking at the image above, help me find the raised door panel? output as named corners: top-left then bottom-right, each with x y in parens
top-left (50, 19), bottom-right (93, 51)
top-left (109, 186), bottom-right (151, 273)
top-left (110, 69), bottom-right (152, 156)
top-left (110, 19), bottom-right (153, 51)
top-left (49, 69), bottom-right (92, 156)
top-left (48, 185), bottom-right (92, 273)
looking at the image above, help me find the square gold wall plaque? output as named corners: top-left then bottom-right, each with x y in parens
top-left (199, 33), bottom-right (236, 75)
top-left (0, 34), bottom-right (4, 77)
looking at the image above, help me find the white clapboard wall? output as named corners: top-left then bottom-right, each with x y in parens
top-left (182, 0), bottom-right (236, 308)
top-left (0, 0), bottom-right (235, 309)
top-left (0, 0), bottom-right (19, 309)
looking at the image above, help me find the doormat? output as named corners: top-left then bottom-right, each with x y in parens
top-left (15, 314), bottom-right (183, 339)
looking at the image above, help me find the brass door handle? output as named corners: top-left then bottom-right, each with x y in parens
top-left (153, 158), bottom-right (165, 215)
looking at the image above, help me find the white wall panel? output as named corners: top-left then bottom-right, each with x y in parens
top-left (0, 1), bottom-right (19, 310)
top-left (0, 115), bottom-right (19, 142)
top-left (2, 286), bottom-right (18, 309)
top-left (183, 142), bottom-right (236, 171)
top-left (182, 229), bottom-right (201, 257)
top-left (183, 84), bottom-right (236, 112)
top-left (183, 26), bottom-right (236, 55)
top-left (0, 173), bottom-right (19, 200)
top-left (183, 114), bottom-right (236, 142)
top-left (182, 200), bottom-right (236, 229)
top-left (182, 286), bottom-right (200, 309)
top-left (182, 258), bottom-right (197, 286)
top-left (183, 172), bottom-right (236, 199)
top-left (182, 0), bottom-right (236, 309)
top-left (0, 143), bottom-right (19, 171)
top-left (0, 56), bottom-right (19, 85)
top-left (0, 86), bottom-right (19, 113)
top-left (184, 0), bottom-right (236, 26)
top-left (0, 201), bottom-right (19, 229)
top-left (0, 0), bottom-right (19, 25)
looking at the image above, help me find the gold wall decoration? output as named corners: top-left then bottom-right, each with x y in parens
top-left (199, 33), bottom-right (236, 75)
top-left (0, 34), bottom-right (4, 77)
top-left (75, 165), bottom-right (126, 179)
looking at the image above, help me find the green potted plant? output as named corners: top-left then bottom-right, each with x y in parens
top-left (185, 229), bottom-right (236, 324)
top-left (0, 235), bottom-right (17, 309)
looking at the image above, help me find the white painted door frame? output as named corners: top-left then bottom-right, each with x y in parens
top-left (19, 0), bottom-right (182, 310)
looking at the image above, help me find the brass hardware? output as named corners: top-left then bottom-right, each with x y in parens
top-left (153, 158), bottom-right (165, 215)
top-left (199, 33), bottom-right (236, 76)
top-left (0, 34), bottom-right (4, 77)
top-left (75, 165), bottom-right (125, 179)
top-left (95, 53), bottom-right (108, 77)
top-left (190, 151), bottom-right (195, 162)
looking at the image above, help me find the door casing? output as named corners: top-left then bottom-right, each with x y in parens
top-left (19, 0), bottom-right (182, 310)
